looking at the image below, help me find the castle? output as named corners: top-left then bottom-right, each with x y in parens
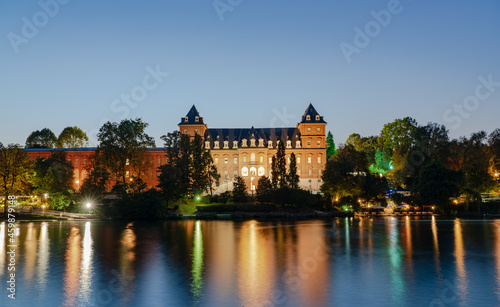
top-left (26, 104), bottom-right (327, 193)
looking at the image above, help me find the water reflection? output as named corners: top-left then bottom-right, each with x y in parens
top-left (35, 222), bottom-right (49, 297)
top-left (79, 222), bottom-right (93, 304)
top-left (454, 219), bottom-right (468, 304)
top-left (387, 217), bottom-right (404, 306)
top-left (431, 216), bottom-right (441, 278)
top-left (191, 220), bottom-right (204, 303)
top-left (24, 223), bottom-right (38, 284)
top-left (0, 222), bottom-right (5, 279)
top-left (63, 227), bottom-right (81, 307)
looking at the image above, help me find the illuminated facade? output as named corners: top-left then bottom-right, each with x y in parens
top-left (179, 104), bottom-right (327, 193)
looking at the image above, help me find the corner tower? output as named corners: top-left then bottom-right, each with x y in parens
top-left (297, 103), bottom-right (327, 148)
top-left (178, 105), bottom-right (207, 138)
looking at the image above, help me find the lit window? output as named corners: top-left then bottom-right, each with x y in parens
top-left (233, 140), bottom-right (238, 148)
top-left (242, 167), bottom-right (248, 177)
top-left (309, 170), bottom-right (312, 177)
top-left (269, 157), bottom-right (272, 164)
top-left (307, 141), bottom-right (311, 146)
top-left (234, 157), bottom-right (238, 164)
top-left (315, 115), bottom-right (320, 120)
top-left (242, 139), bottom-right (248, 147)
top-left (317, 156), bottom-right (321, 163)
top-left (126, 171), bottom-right (129, 177)
top-left (215, 158), bottom-right (218, 164)
top-left (298, 170), bottom-right (301, 176)
top-left (126, 159), bottom-right (129, 166)
top-left (250, 139), bottom-right (256, 147)
top-left (308, 157), bottom-right (311, 164)
top-left (75, 159), bottom-right (79, 165)
top-left (251, 153), bottom-right (255, 162)
top-left (296, 140), bottom-right (301, 148)
top-left (297, 157), bottom-right (301, 163)
top-left (268, 140), bottom-right (273, 148)
top-left (243, 156), bottom-right (247, 163)
top-left (317, 141), bottom-right (321, 146)
top-left (224, 158), bottom-right (228, 164)
top-left (258, 139), bottom-right (264, 147)
top-left (214, 141), bottom-right (220, 149)
top-left (224, 141), bottom-right (229, 149)
top-left (260, 156), bottom-right (263, 163)
top-left (307, 127), bottom-right (311, 132)
top-left (286, 140), bottom-right (292, 148)
top-left (205, 141), bottom-right (210, 149)
top-left (306, 115), bottom-right (311, 121)
top-left (195, 116), bottom-right (199, 122)
top-left (258, 167), bottom-right (265, 176)
top-left (250, 167), bottom-right (257, 177)
top-left (317, 127), bottom-right (320, 132)
top-left (287, 157), bottom-right (290, 164)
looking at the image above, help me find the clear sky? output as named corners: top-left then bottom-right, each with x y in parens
top-left (1, 0), bottom-right (499, 147)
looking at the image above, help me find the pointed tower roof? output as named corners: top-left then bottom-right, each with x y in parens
top-left (179, 105), bottom-right (204, 125)
top-left (300, 103), bottom-right (326, 123)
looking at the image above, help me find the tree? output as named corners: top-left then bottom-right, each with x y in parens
top-left (191, 133), bottom-right (219, 195)
top-left (275, 141), bottom-right (288, 188)
top-left (380, 117), bottom-right (419, 154)
top-left (96, 118), bottom-right (155, 192)
top-left (57, 126), bottom-right (89, 148)
top-left (25, 128), bottom-right (57, 148)
top-left (321, 144), bottom-right (369, 202)
top-left (288, 152), bottom-right (299, 189)
top-left (326, 131), bottom-right (336, 160)
top-left (271, 156), bottom-right (278, 189)
top-left (256, 176), bottom-right (273, 202)
top-left (0, 143), bottom-right (32, 212)
top-left (232, 176), bottom-right (248, 203)
top-left (413, 161), bottom-right (464, 207)
top-left (361, 174), bottom-right (389, 204)
top-left (79, 152), bottom-right (110, 200)
top-left (32, 151), bottom-right (74, 210)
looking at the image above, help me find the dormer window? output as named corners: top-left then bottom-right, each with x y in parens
top-left (214, 141), bottom-right (220, 149)
top-left (306, 115), bottom-right (311, 121)
top-left (195, 116), bottom-right (199, 122)
top-left (258, 138), bottom-right (264, 147)
top-left (315, 115), bottom-right (320, 120)
top-left (205, 141), bottom-right (210, 149)
top-left (250, 138), bottom-right (256, 147)
top-left (185, 116), bottom-right (189, 122)
top-left (223, 141), bottom-right (229, 149)
top-left (233, 140), bottom-right (238, 148)
top-left (268, 140), bottom-right (273, 148)
top-left (286, 140), bottom-right (292, 148)
top-left (242, 139), bottom-right (248, 147)
top-left (296, 140), bottom-right (301, 148)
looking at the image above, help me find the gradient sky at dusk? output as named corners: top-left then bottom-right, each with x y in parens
top-left (1, 0), bottom-right (499, 147)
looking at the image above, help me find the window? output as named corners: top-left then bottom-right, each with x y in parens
top-left (287, 157), bottom-right (290, 164)
top-left (185, 116), bottom-right (188, 122)
top-left (315, 115), bottom-right (320, 120)
top-left (195, 116), bottom-right (199, 122)
top-left (224, 170), bottom-right (228, 179)
top-left (268, 140), bottom-right (273, 148)
top-left (215, 158), bottom-right (219, 164)
top-left (308, 157), bottom-right (312, 164)
top-left (297, 157), bottom-right (301, 163)
top-left (184, 130), bottom-right (188, 134)
top-left (242, 167), bottom-right (248, 177)
top-left (75, 159), bottom-right (79, 165)
top-left (243, 156), bottom-right (247, 163)
top-left (242, 139), bottom-right (248, 147)
top-left (233, 140), bottom-right (238, 148)
top-left (306, 115), bottom-right (311, 121)
top-left (251, 153), bottom-right (255, 162)
top-left (157, 158), bottom-right (161, 165)
top-left (150, 171), bottom-right (153, 178)
top-left (317, 141), bottom-right (321, 146)
top-left (307, 141), bottom-right (311, 146)
top-left (298, 170), bottom-right (301, 176)
top-left (126, 171), bottom-right (130, 177)
top-left (126, 159), bottom-right (130, 166)
top-left (318, 169), bottom-right (322, 176)
top-left (286, 140), bottom-right (292, 148)
top-left (269, 157), bottom-right (272, 164)
top-left (308, 170), bottom-right (312, 177)
top-left (234, 157), bottom-right (238, 164)
top-left (195, 129), bottom-right (198, 134)
top-left (234, 170), bottom-right (238, 177)
top-left (258, 167), bottom-right (265, 176)
top-left (307, 127), bottom-right (311, 132)
top-left (224, 141), bottom-right (229, 149)
top-left (83, 159), bottom-right (86, 165)
top-left (258, 139), bottom-right (264, 147)
top-left (317, 156), bottom-right (321, 163)
top-left (250, 139), bottom-right (256, 147)
top-left (269, 170), bottom-right (272, 177)
top-left (214, 141), bottom-right (220, 149)
top-left (205, 141), bottom-right (210, 149)
top-left (317, 127), bottom-right (321, 132)
top-left (224, 158), bottom-right (228, 164)
top-left (296, 140), bottom-right (301, 148)
top-left (250, 167), bottom-right (257, 177)
top-left (260, 156), bottom-right (263, 163)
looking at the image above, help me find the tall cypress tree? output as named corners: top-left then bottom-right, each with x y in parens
top-left (276, 141), bottom-right (288, 188)
top-left (326, 131), bottom-right (336, 161)
top-left (288, 152), bottom-right (299, 189)
top-left (271, 156), bottom-right (278, 189)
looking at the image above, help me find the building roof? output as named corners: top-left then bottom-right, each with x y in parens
top-left (205, 127), bottom-right (301, 149)
top-left (179, 105), bottom-right (204, 125)
top-left (300, 103), bottom-right (326, 123)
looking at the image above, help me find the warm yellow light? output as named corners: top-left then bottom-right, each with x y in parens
top-left (431, 206), bottom-right (435, 210)
top-left (454, 200), bottom-right (458, 204)
top-left (495, 173), bottom-right (499, 177)
top-left (42, 205), bottom-right (45, 209)
top-left (86, 203), bottom-right (91, 208)
top-left (129, 178), bottom-right (133, 182)
top-left (76, 180), bottom-right (79, 184)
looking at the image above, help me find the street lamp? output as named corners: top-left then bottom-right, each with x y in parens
top-left (86, 202), bottom-right (91, 214)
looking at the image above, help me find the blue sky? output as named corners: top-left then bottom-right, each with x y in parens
top-left (1, 0), bottom-right (499, 147)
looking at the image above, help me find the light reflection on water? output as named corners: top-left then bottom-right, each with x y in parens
top-left (3, 218), bottom-right (500, 306)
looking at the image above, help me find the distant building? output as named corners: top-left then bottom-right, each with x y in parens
top-left (25, 104), bottom-right (327, 193)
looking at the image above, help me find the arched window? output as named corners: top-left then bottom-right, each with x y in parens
top-left (250, 167), bottom-right (257, 177)
top-left (315, 115), bottom-right (320, 120)
top-left (251, 153), bottom-right (256, 162)
top-left (242, 167), bottom-right (248, 177)
top-left (214, 141), bottom-right (220, 149)
top-left (258, 167), bottom-right (265, 176)
top-left (233, 140), bottom-right (238, 148)
top-left (306, 115), bottom-right (310, 121)
top-left (195, 116), bottom-right (199, 122)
